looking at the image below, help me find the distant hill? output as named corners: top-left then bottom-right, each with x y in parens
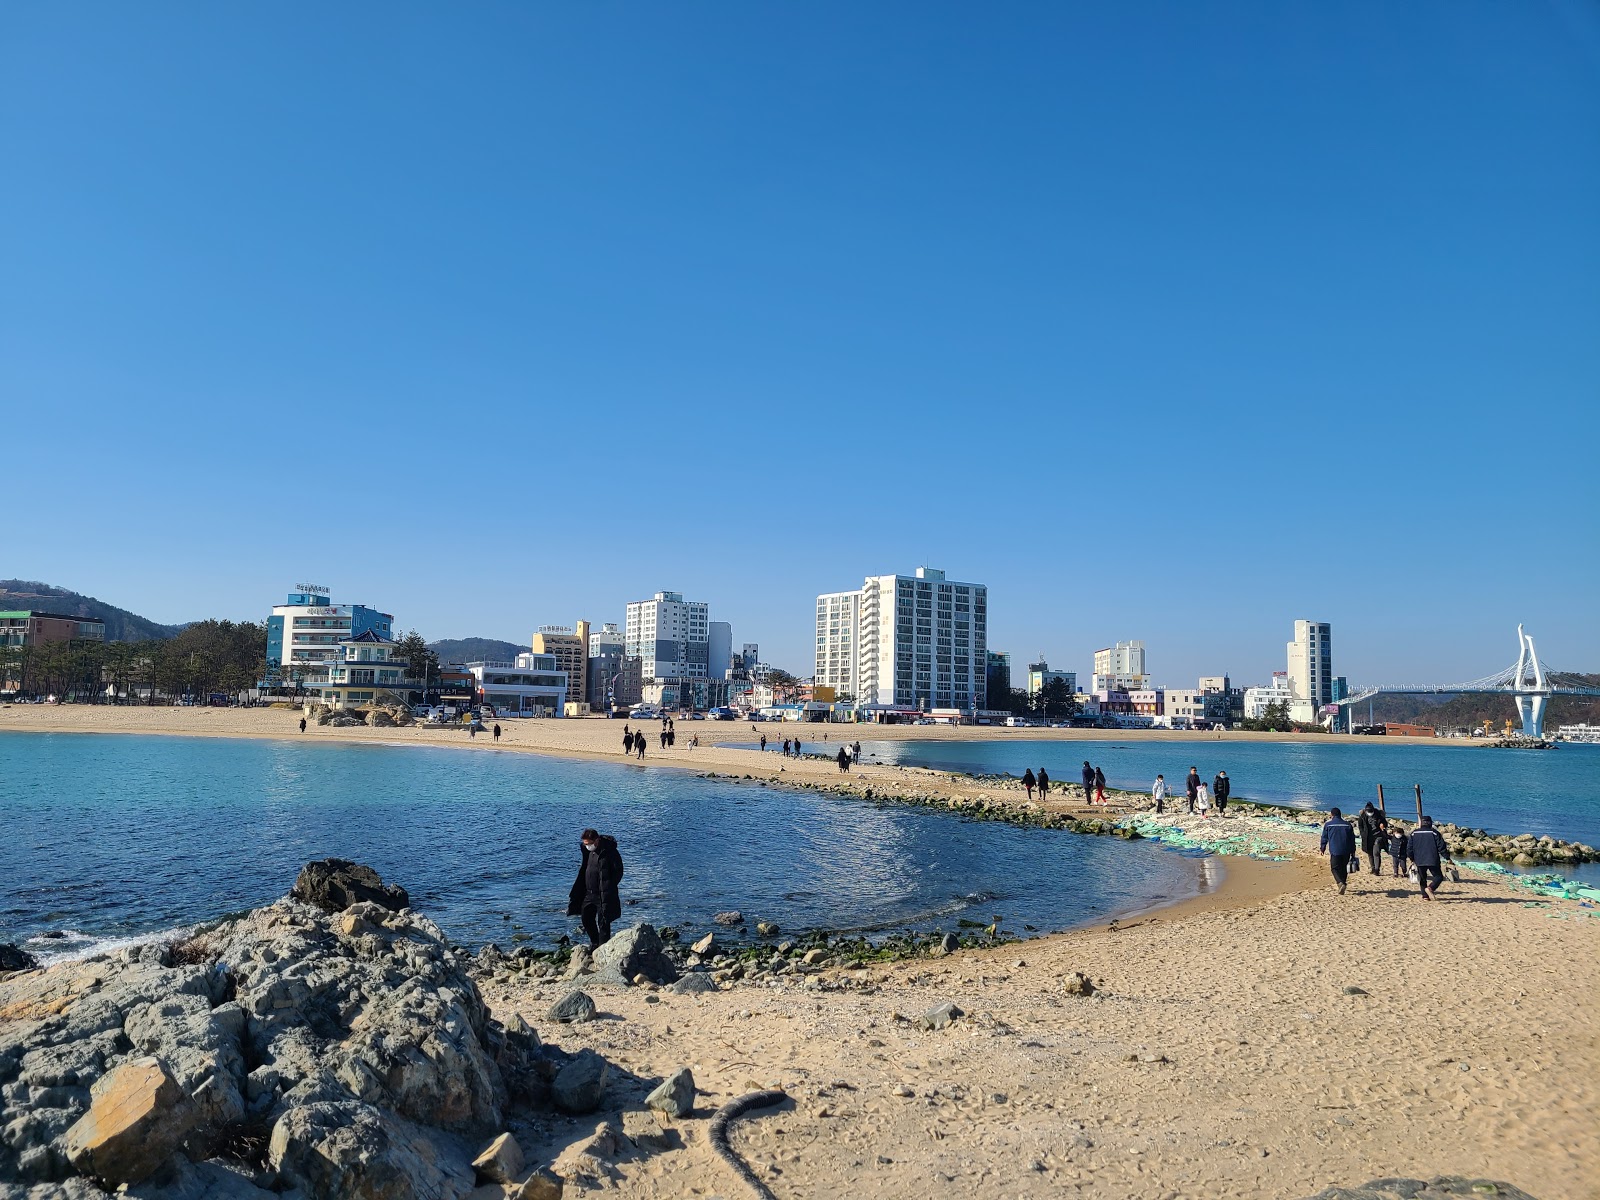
top-left (1370, 683), bottom-right (1600, 732)
top-left (0, 579), bottom-right (185, 642)
top-left (429, 637), bottom-right (525, 665)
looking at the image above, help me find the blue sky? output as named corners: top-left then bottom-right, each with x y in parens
top-left (3, 2), bottom-right (1597, 687)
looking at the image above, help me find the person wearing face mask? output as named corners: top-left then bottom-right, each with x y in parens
top-left (567, 828), bottom-right (625, 949)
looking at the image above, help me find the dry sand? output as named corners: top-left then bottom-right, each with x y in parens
top-left (4, 705), bottom-right (1596, 1198)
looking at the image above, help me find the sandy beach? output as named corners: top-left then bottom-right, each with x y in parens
top-left (4, 706), bottom-right (1596, 1198)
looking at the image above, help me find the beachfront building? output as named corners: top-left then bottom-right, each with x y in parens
top-left (814, 590), bottom-right (862, 700)
top-left (532, 623), bottom-right (589, 707)
top-left (1129, 687), bottom-right (1165, 719)
top-left (467, 655), bottom-right (568, 716)
top-left (1244, 672), bottom-right (1295, 719)
top-left (323, 630), bottom-right (410, 709)
top-left (265, 586), bottom-right (394, 695)
top-left (1092, 640), bottom-right (1148, 692)
top-left (1287, 620), bottom-right (1335, 724)
top-left (818, 567), bottom-right (987, 714)
top-left (986, 652), bottom-right (1011, 703)
top-left (589, 622), bottom-right (624, 658)
top-left (1164, 687), bottom-right (1205, 728)
top-left (0, 610), bottom-right (105, 649)
top-left (1200, 674), bottom-right (1245, 726)
top-left (625, 591), bottom-right (710, 681)
top-left (1026, 660), bottom-right (1077, 696)
top-left (708, 621), bottom-right (733, 681)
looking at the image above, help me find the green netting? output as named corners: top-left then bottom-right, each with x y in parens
top-left (1458, 860), bottom-right (1600, 903)
top-left (1122, 817), bottom-right (1292, 860)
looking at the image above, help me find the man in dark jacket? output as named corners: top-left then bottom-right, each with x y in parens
top-left (1185, 768), bottom-right (1200, 815)
top-left (1081, 762), bottom-right (1094, 804)
top-left (1358, 803), bottom-right (1387, 874)
top-left (568, 829), bottom-right (624, 948)
top-left (1038, 768), bottom-right (1050, 798)
top-left (1319, 807), bottom-right (1358, 894)
top-left (1409, 816), bottom-right (1449, 900)
top-left (1212, 771), bottom-right (1231, 816)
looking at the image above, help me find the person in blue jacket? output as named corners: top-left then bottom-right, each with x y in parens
top-left (1408, 815), bottom-right (1450, 900)
top-left (1319, 807), bottom-right (1358, 894)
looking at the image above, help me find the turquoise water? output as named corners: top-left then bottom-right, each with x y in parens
top-left (0, 733), bottom-right (1210, 961)
top-left (745, 736), bottom-right (1600, 847)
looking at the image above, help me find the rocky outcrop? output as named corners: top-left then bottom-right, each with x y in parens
top-left (0, 863), bottom-right (601, 1197)
top-left (589, 926), bottom-right (678, 986)
top-left (1296, 1177), bottom-right (1538, 1200)
top-left (289, 858), bottom-right (410, 913)
top-left (0, 944), bottom-right (38, 973)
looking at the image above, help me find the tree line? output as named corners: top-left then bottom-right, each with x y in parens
top-left (1, 620), bottom-right (267, 702)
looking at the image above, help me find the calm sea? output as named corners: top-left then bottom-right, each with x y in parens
top-left (759, 735), bottom-right (1600, 846)
top-left (0, 733), bottom-right (1210, 962)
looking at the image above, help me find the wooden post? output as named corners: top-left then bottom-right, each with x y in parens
top-left (1414, 783), bottom-right (1424, 824)
top-left (1377, 784), bottom-right (1386, 818)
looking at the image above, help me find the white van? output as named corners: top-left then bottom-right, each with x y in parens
top-left (1005, 716), bottom-right (1030, 728)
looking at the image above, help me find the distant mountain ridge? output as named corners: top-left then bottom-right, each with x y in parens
top-left (0, 579), bottom-right (186, 642)
top-left (429, 637), bottom-right (526, 665)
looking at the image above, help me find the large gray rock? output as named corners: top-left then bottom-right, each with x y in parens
top-left (268, 1099), bottom-right (475, 1200)
top-left (547, 991), bottom-right (596, 1024)
top-left (122, 1154), bottom-right (279, 1198)
top-left (667, 972), bottom-right (718, 996)
top-left (552, 1051), bottom-right (609, 1115)
top-left (63, 1056), bottom-right (200, 1185)
top-left (1295, 1179), bottom-right (1540, 1200)
top-left (590, 926), bottom-right (678, 986)
top-left (0, 944), bottom-right (38, 972)
top-left (290, 859), bottom-right (410, 914)
top-left (644, 1068), bottom-right (694, 1119)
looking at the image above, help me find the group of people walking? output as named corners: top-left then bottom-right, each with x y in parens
top-left (1151, 766), bottom-right (1230, 817)
top-left (834, 741), bottom-right (862, 772)
top-left (1319, 802), bottom-right (1451, 898)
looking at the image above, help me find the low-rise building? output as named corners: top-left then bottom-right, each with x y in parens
top-left (1026, 660), bottom-right (1077, 696)
top-left (1163, 688), bottom-right (1205, 728)
top-left (0, 610), bottom-right (107, 693)
top-left (1129, 687), bottom-right (1165, 718)
top-left (467, 656), bottom-right (569, 716)
top-left (1244, 673), bottom-right (1295, 720)
top-left (323, 631), bottom-right (411, 709)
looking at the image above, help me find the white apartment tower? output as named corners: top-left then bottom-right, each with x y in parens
top-left (817, 567), bottom-right (987, 711)
top-left (1286, 620), bottom-right (1334, 723)
top-left (1092, 640), bottom-right (1148, 691)
top-left (814, 590), bottom-right (862, 697)
top-left (625, 591), bottom-right (710, 680)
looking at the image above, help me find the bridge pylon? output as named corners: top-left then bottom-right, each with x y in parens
top-left (1512, 624), bottom-right (1550, 738)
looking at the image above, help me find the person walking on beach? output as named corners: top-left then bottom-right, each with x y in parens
top-left (1409, 816), bottom-right (1449, 900)
top-left (1185, 768), bottom-right (1200, 814)
top-left (568, 828), bottom-right (624, 950)
top-left (635, 734), bottom-right (645, 760)
top-left (760, 733), bottom-right (768, 752)
top-left (1037, 768), bottom-right (1050, 797)
top-left (1093, 765), bottom-right (1106, 805)
top-left (493, 723), bottom-right (501, 742)
top-left (1319, 807), bottom-right (1358, 894)
top-left (299, 717), bottom-right (307, 733)
top-left (1195, 780), bottom-right (1211, 818)
top-left (1213, 770), bottom-right (1230, 816)
top-left (1152, 774), bottom-right (1167, 814)
top-left (793, 737), bottom-right (802, 758)
top-left (1022, 768), bottom-right (1036, 801)
top-left (836, 746), bottom-right (849, 772)
top-left (1358, 803), bottom-right (1384, 874)
top-left (782, 738), bottom-right (791, 757)
top-left (1081, 762), bottom-right (1094, 804)
top-left (623, 730), bottom-right (633, 755)
top-left (1388, 825), bottom-right (1410, 878)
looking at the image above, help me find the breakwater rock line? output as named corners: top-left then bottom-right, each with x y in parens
top-left (0, 860), bottom-right (647, 1198)
top-left (693, 770), bottom-right (1600, 866)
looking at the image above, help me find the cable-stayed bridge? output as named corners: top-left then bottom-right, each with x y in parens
top-left (1338, 626), bottom-right (1599, 738)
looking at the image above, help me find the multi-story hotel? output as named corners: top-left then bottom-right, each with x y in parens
top-left (625, 591), bottom-right (709, 680)
top-left (816, 567), bottom-right (987, 712)
top-left (1092, 640), bottom-right (1148, 692)
top-left (532, 622), bottom-right (589, 707)
top-left (1287, 620), bottom-right (1334, 724)
top-left (265, 586), bottom-right (394, 694)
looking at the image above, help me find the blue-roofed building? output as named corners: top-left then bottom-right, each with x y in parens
top-left (263, 585), bottom-right (395, 696)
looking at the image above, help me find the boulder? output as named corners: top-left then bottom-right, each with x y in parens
top-left (0, 943), bottom-right (38, 972)
top-left (122, 993), bottom-right (247, 1139)
top-left (644, 1068), bottom-right (694, 1119)
top-left (290, 859), bottom-right (410, 913)
top-left (121, 1154), bottom-right (278, 1198)
top-left (552, 1051), bottom-right (609, 1115)
top-left (268, 1099), bottom-right (475, 1200)
top-left (564, 946), bottom-right (593, 979)
top-left (755, 921), bottom-right (780, 937)
top-left (919, 1002), bottom-right (963, 1031)
top-left (690, 933), bottom-right (716, 957)
top-left (547, 991), bottom-right (597, 1024)
top-left (712, 911), bottom-right (744, 926)
top-left (1294, 1177), bottom-right (1539, 1200)
top-left (937, 933), bottom-right (960, 955)
top-left (63, 1056), bottom-right (200, 1185)
top-left (667, 973), bottom-right (718, 996)
top-left (517, 1167), bottom-right (565, 1199)
top-left (1063, 971), bottom-right (1096, 996)
top-left (590, 926), bottom-right (678, 985)
top-left (472, 1132), bottom-right (526, 1184)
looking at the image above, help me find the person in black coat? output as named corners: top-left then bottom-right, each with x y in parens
top-left (1081, 762), bottom-right (1094, 804)
top-left (1212, 771), bottom-right (1230, 816)
top-left (568, 829), bottom-right (624, 948)
top-left (1409, 816), bottom-right (1449, 900)
top-left (1021, 768), bottom-right (1036, 800)
top-left (1093, 766), bottom-right (1106, 804)
top-left (1388, 826), bottom-right (1410, 878)
top-left (1358, 803), bottom-right (1385, 872)
top-left (1038, 768), bottom-right (1050, 798)
top-left (1185, 768), bottom-right (1200, 814)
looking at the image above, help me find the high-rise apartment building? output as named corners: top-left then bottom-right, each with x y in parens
top-left (531, 621), bottom-right (589, 707)
top-left (708, 621), bottom-right (733, 680)
top-left (817, 567), bottom-right (987, 711)
top-left (986, 652), bottom-right (1012, 704)
top-left (1092, 640), bottom-right (1148, 691)
top-left (1287, 620), bottom-right (1334, 724)
top-left (588, 623), bottom-right (624, 658)
top-left (625, 591), bottom-right (709, 680)
top-left (814, 590), bottom-right (862, 698)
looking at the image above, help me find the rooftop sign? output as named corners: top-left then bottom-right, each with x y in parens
top-left (296, 584), bottom-right (331, 595)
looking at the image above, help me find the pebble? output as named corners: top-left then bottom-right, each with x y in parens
top-left (892, 1084), bottom-right (915, 1097)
